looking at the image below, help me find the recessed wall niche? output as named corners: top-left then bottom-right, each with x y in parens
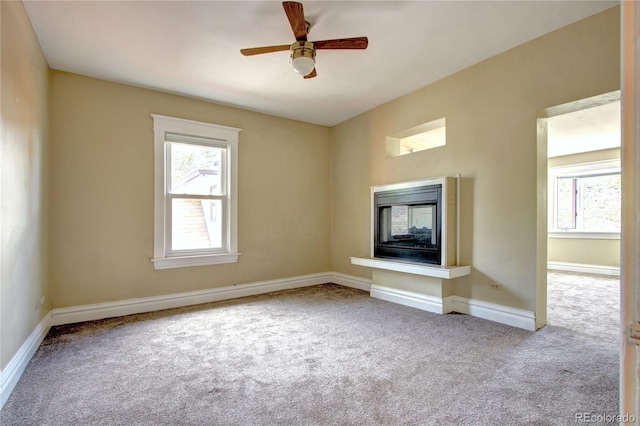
top-left (386, 118), bottom-right (446, 158)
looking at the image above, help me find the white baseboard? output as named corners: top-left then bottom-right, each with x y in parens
top-left (0, 312), bottom-right (52, 410)
top-left (547, 261), bottom-right (620, 277)
top-left (329, 272), bottom-right (372, 291)
top-left (370, 285), bottom-right (447, 314)
top-left (370, 284), bottom-right (536, 331)
top-left (51, 272), bottom-right (332, 326)
top-left (446, 296), bottom-right (537, 331)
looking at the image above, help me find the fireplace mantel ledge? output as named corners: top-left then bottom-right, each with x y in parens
top-left (350, 257), bottom-right (471, 279)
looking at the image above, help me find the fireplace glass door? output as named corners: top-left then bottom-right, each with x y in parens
top-left (379, 204), bottom-right (437, 248)
top-left (374, 184), bottom-right (442, 264)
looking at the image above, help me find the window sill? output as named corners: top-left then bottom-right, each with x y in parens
top-left (548, 231), bottom-right (620, 240)
top-left (152, 252), bottom-right (240, 270)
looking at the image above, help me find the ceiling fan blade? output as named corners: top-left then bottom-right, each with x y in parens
top-left (314, 37), bottom-right (368, 50)
top-left (240, 45), bottom-right (291, 56)
top-left (303, 68), bottom-right (317, 79)
top-left (283, 1), bottom-right (307, 41)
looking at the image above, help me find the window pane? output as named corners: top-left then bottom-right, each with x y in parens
top-left (171, 198), bottom-right (222, 251)
top-left (380, 204), bottom-right (436, 248)
top-left (409, 205), bottom-right (436, 245)
top-left (581, 174), bottom-right (621, 231)
top-left (169, 142), bottom-right (223, 195)
top-left (390, 205), bottom-right (409, 235)
top-left (556, 177), bottom-right (575, 229)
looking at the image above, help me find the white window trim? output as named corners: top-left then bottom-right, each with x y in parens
top-left (151, 114), bottom-right (240, 270)
top-left (548, 159), bottom-right (621, 239)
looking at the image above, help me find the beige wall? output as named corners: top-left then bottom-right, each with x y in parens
top-left (548, 238), bottom-right (620, 267)
top-left (0, 1), bottom-right (50, 370)
top-left (1, 1), bottom-right (621, 374)
top-left (49, 72), bottom-right (330, 308)
top-left (548, 147), bottom-right (620, 168)
top-left (330, 7), bottom-right (620, 313)
top-left (548, 147), bottom-right (621, 267)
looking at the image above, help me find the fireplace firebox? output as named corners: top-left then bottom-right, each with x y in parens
top-left (368, 176), bottom-right (457, 267)
top-left (374, 185), bottom-right (442, 265)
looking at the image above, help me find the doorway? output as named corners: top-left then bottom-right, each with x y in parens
top-left (537, 91), bottom-right (621, 332)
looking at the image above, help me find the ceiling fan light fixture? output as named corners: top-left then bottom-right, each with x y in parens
top-left (291, 41), bottom-right (316, 76)
top-left (240, 2), bottom-right (368, 79)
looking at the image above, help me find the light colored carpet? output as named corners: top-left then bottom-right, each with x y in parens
top-left (1, 271), bottom-right (619, 425)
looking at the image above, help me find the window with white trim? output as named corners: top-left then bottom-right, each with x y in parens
top-left (151, 114), bottom-right (240, 269)
top-left (548, 160), bottom-right (621, 238)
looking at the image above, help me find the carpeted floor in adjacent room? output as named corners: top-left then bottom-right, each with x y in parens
top-left (0, 271), bottom-right (620, 425)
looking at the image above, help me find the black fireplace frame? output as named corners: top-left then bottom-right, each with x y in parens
top-left (373, 184), bottom-right (442, 265)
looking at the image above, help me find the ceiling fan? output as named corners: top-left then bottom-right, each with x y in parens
top-left (240, 1), bottom-right (368, 79)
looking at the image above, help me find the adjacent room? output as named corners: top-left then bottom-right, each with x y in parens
top-left (2, 0), bottom-right (637, 424)
top-left (545, 97), bottom-right (621, 345)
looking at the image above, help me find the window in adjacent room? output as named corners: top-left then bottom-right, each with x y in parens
top-left (549, 160), bottom-right (621, 238)
top-left (151, 114), bottom-right (240, 269)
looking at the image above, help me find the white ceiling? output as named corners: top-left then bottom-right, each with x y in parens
top-left (548, 101), bottom-right (621, 158)
top-left (23, 0), bottom-right (618, 127)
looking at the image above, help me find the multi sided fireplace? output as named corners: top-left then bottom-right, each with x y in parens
top-left (350, 176), bottom-right (474, 324)
top-left (374, 185), bottom-right (441, 264)
top-left (370, 177), bottom-right (457, 267)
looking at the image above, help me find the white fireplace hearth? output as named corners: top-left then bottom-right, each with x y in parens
top-left (350, 256), bottom-right (470, 279)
